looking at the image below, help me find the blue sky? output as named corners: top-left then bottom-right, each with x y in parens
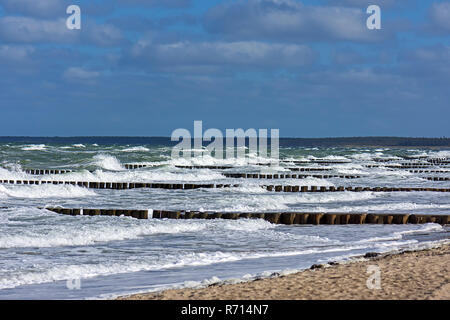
top-left (0, 0), bottom-right (449, 137)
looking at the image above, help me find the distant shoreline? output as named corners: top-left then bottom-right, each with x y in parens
top-left (0, 136), bottom-right (449, 148)
top-left (118, 242), bottom-right (450, 300)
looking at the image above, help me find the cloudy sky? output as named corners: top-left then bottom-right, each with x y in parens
top-left (0, 0), bottom-right (449, 137)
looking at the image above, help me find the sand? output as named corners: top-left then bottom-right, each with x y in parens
top-left (118, 243), bottom-right (450, 300)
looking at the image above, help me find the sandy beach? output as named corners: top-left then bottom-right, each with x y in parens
top-left (119, 243), bottom-right (450, 300)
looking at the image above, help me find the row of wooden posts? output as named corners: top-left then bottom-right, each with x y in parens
top-left (20, 167), bottom-right (359, 179)
top-left (385, 165), bottom-right (447, 169)
top-left (2, 179), bottom-right (450, 192)
top-left (23, 165), bottom-right (334, 172)
top-left (373, 159), bottom-right (449, 164)
top-left (21, 168), bottom-right (450, 181)
top-left (222, 173), bottom-right (360, 179)
top-left (43, 207), bottom-right (450, 225)
top-left (25, 169), bottom-right (73, 175)
top-left (409, 170), bottom-right (450, 173)
top-left (427, 158), bottom-right (450, 164)
top-left (22, 164), bottom-right (450, 176)
top-left (127, 164), bottom-right (336, 172)
top-left (426, 177), bottom-right (450, 181)
top-left (280, 160), bottom-right (351, 164)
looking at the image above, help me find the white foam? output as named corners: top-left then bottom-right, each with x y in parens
top-left (306, 155), bottom-right (343, 161)
top-left (0, 184), bottom-right (96, 199)
top-left (427, 150), bottom-right (450, 158)
top-left (393, 223), bottom-right (443, 236)
top-left (295, 191), bottom-right (378, 203)
top-left (207, 185), bottom-right (269, 194)
top-left (356, 224), bottom-right (443, 243)
top-left (62, 168), bottom-right (225, 183)
top-left (0, 243), bottom-right (381, 290)
top-left (21, 144), bottom-right (46, 151)
top-left (168, 154), bottom-right (277, 168)
top-left (122, 146), bottom-right (150, 152)
top-left (93, 154), bottom-right (124, 171)
top-left (0, 166), bottom-right (38, 181)
top-left (0, 217), bottom-right (209, 249)
top-left (197, 194), bottom-right (300, 212)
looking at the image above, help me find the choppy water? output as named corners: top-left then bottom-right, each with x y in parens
top-left (0, 142), bottom-right (449, 299)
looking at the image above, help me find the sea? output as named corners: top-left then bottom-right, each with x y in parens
top-left (0, 140), bottom-right (449, 299)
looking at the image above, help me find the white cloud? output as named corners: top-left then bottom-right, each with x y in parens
top-left (0, 16), bottom-right (75, 43)
top-left (0, 45), bottom-right (35, 62)
top-left (429, 1), bottom-right (450, 33)
top-left (0, 16), bottom-right (124, 47)
top-left (325, 0), bottom-right (406, 8)
top-left (204, 0), bottom-right (388, 42)
top-left (0, 0), bottom-right (67, 18)
top-left (84, 22), bottom-right (125, 47)
top-left (63, 67), bottom-right (100, 81)
top-left (117, 0), bottom-right (191, 8)
top-left (130, 40), bottom-right (317, 68)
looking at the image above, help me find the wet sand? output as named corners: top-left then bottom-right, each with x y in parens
top-left (118, 244), bottom-right (450, 300)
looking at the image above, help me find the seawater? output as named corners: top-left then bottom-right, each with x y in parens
top-left (0, 142), bottom-right (449, 299)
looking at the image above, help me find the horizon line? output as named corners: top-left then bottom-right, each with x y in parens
top-left (0, 136), bottom-right (449, 139)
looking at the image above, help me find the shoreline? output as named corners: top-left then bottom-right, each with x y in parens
top-left (118, 242), bottom-right (450, 300)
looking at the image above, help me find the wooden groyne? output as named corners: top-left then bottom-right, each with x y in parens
top-left (409, 170), bottom-right (450, 173)
top-left (12, 166), bottom-right (334, 174)
top-left (427, 158), bottom-right (450, 164)
top-left (174, 165), bottom-right (233, 170)
top-left (365, 164), bottom-right (449, 169)
top-left (24, 169), bottom-right (73, 175)
top-left (222, 173), bottom-right (360, 179)
top-left (287, 168), bottom-right (332, 172)
top-left (124, 164), bottom-right (153, 169)
top-left (1, 179), bottom-right (449, 192)
top-left (386, 165), bottom-right (447, 169)
top-left (43, 207), bottom-right (450, 225)
top-left (425, 177), bottom-right (450, 181)
top-left (279, 160), bottom-right (351, 165)
top-left (0, 179), bottom-right (235, 190)
top-left (21, 165), bottom-right (450, 175)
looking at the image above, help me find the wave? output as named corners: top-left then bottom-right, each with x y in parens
top-left (0, 216), bottom-right (211, 249)
top-left (307, 155), bottom-right (349, 161)
top-left (0, 184), bottom-right (97, 199)
top-left (356, 224), bottom-right (444, 243)
top-left (194, 193), bottom-right (302, 212)
top-left (168, 154), bottom-right (277, 168)
top-left (63, 168), bottom-right (225, 182)
top-left (122, 146), bottom-right (150, 152)
top-left (1, 236), bottom-right (437, 290)
top-left (21, 144), bottom-right (47, 151)
top-left (295, 191), bottom-right (379, 203)
top-left (93, 154), bottom-right (124, 171)
top-left (0, 166), bottom-right (27, 181)
top-left (427, 150), bottom-right (450, 159)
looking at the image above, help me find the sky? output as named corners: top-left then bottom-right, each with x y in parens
top-left (0, 0), bottom-right (449, 137)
